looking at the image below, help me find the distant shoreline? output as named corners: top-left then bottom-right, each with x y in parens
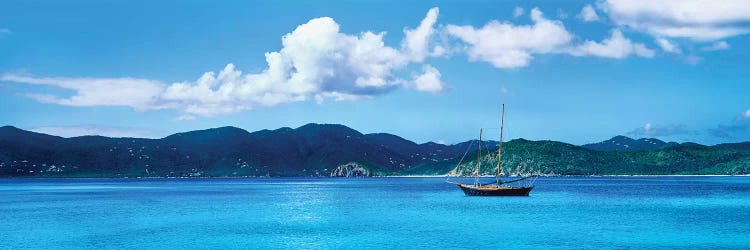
top-left (2, 174), bottom-right (750, 179)
top-left (389, 174), bottom-right (750, 177)
top-left (3, 125), bottom-right (749, 178)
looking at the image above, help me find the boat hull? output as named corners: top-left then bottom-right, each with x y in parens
top-left (457, 184), bottom-right (533, 196)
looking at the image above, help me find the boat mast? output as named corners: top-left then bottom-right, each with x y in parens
top-left (475, 128), bottom-right (482, 187)
top-left (497, 104), bottom-right (505, 185)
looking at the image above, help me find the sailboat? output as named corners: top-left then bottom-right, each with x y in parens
top-left (448, 104), bottom-right (535, 196)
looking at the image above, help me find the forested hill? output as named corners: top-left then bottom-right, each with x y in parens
top-left (582, 136), bottom-right (682, 151)
top-left (0, 124), bottom-right (497, 177)
top-left (1, 124), bottom-right (748, 177)
top-left (581, 135), bottom-right (716, 152)
top-left (434, 139), bottom-right (750, 176)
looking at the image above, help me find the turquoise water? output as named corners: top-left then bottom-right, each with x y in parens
top-left (1, 177), bottom-right (749, 249)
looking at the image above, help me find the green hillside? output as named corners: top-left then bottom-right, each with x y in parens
top-left (2, 125), bottom-right (749, 177)
top-left (415, 139), bottom-right (750, 176)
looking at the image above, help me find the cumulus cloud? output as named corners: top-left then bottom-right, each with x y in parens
top-left (2, 6), bottom-right (682, 118)
top-left (513, 7), bottom-right (524, 18)
top-left (445, 9), bottom-right (655, 68)
top-left (600, 0), bottom-right (750, 41)
top-left (627, 123), bottom-right (690, 137)
top-left (568, 29), bottom-right (655, 58)
top-left (162, 15), bottom-right (445, 116)
top-left (579, 5), bottom-right (599, 22)
top-left (445, 8), bottom-right (573, 68)
top-left (2, 9), bottom-right (445, 118)
top-left (411, 65), bottom-right (443, 93)
top-left (701, 41), bottom-right (731, 51)
top-left (403, 7), bottom-right (442, 60)
top-left (31, 125), bottom-right (164, 138)
top-left (655, 37), bottom-right (681, 54)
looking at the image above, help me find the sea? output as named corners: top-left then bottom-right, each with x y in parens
top-left (1, 176), bottom-right (749, 249)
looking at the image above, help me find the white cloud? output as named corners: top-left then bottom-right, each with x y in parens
top-left (411, 65), bottom-right (443, 93)
top-left (680, 55), bottom-right (703, 65)
top-left (31, 125), bottom-right (164, 138)
top-left (445, 8), bottom-right (574, 68)
top-left (579, 4), bottom-right (599, 22)
top-left (176, 115), bottom-right (196, 121)
top-left (650, 27), bottom-right (749, 42)
top-left (0, 74), bottom-right (166, 110)
top-left (513, 7), bottom-right (524, 18)
top-left (556, 9), bottom-right (569, 19)
top-left (655, 37), bottom-right (681, 54)
top-left (743, 109), bottom-right (750, 118)
top-left (500, 86), bottom-right (509, 94)
top-left (627, 122), bottom-right (690, 137)
top-left (3, 7), bottom-right (680, 118)
top-left (444, 8), bottom-right (655, 68)
top-left (601, 0), bottom-right (750, 41)
top-left (702, 41), bottom-right (731, 51)
top-left (403, 7), bottom-right (441, 60)
top-left (2, 9), bottom-right (444, 118)
top-left (568, 29), bottom-right (655, 58)
top-left (162, 15), bottom-right (440, 116)
top-left (0, 28), bottom-right (10, 35)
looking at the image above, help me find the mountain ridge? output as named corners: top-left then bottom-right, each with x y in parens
top-left (582, 135), bottom-right (708, 152)
top-left (1, 124), bottom-right (748, 177)
top-left (0, 123), bottom-right (496, 177)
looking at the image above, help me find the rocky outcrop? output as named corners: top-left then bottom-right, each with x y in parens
top-left (330, 162), bottom-right (371, 177)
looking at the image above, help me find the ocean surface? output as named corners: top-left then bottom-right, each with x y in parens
top-left (1, 177), bottom-right (749, 249)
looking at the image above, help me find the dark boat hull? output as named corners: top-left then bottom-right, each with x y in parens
top-left (457, 184), bottom-right (533, 196)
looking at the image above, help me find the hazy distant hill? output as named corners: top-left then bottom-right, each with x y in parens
top-left (714, 141), bottom-right (750, 151)
top-left (582, 135), bottom-right (688, 152)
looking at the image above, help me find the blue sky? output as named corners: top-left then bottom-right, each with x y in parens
top-left (1, 0), bottom-right (749, 145)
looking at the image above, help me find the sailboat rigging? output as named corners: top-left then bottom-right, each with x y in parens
top-left (447, 104), bottom-right (536, 196)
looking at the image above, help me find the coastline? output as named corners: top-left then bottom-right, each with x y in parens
top-left (3, 174), bottom-right (750, 179)
top-left (389, 174), bottom-right (750, 177)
